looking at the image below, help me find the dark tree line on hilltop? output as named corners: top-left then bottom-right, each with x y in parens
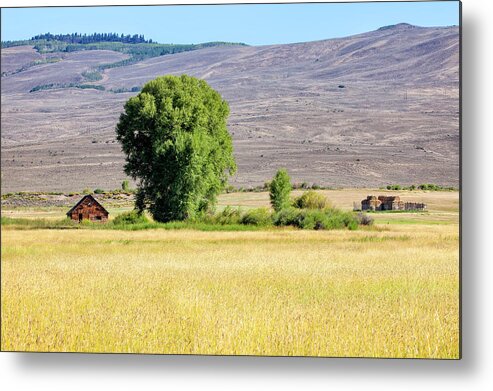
top-left (31, 32), bottom-right (153, 44)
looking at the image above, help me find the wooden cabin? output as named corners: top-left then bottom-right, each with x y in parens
top-left (66, 194), bottom-right (109, 222)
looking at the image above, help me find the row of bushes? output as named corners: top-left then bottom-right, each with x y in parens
top-left (225, 182), bottom-right (335, 193)
top-left (273, 208), bottom-right (360, 230)
top-left (114, 206), bottom-right (367, 231)
top-left (200, 207), bottom-right (271, 226)
top-left (1, 201), bottom-right (373, 233)
top-left (383, 184), bottom-right (457, 191)
top-left (81, 181), bottom-right (135, 196)
top-left (3, 167), bottom-right (375, 232)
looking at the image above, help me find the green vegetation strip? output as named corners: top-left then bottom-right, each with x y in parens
top-left (383, 184), bottom-right (457, 191)
top-left (81, 70), bottom-right (103, 81)
top-left (1, 203), bottom-right (366, 232)
top-left (30, 83), bottom-right (105, 93)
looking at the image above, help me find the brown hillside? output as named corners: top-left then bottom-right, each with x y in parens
top-left (0, 24), bottom-right (459, 192)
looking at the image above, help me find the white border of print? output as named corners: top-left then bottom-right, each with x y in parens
top-left (1, 1), bottom-right (492, 391)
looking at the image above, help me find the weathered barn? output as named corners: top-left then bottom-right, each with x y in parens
top-left (66, 194), bottom-right (109, 222)
top-left (361, 195), bottom-right (426, 211)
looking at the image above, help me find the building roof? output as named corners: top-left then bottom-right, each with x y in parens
top-left (66, 194), bottom-right (109, 216)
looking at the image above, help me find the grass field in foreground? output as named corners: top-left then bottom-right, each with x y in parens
top-left (1, 224), bottom-right (459, 358)
top-left (1, 190), bottom-right (459, 357)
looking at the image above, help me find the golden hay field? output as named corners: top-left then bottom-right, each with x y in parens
top-left (1, 190), bottom-right (460, 358)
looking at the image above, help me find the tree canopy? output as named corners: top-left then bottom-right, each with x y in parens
top-left (31, 32), bottom-right (151, 44)
top-left (116, 75), bottom-right (236, 222)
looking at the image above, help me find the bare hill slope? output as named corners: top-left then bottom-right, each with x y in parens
top-left (1, 24), bottom-right (459, 192)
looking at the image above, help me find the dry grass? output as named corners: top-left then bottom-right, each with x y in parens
top-left (1, 222), bottom-right (459, 358)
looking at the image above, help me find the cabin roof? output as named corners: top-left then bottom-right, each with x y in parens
top-left (66, 194), bottom-right (109, 216)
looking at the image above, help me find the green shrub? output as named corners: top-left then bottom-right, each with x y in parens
top-left (345, 217), bottom-right (359, 230)
top-left (208, 206), bottom-right (243, 225)
top-left (82, 188), bottom-right (92, 195)
top-left (323, 209), bottom-right (358, 230)
top-left (293, 190), bottom-right (331, 209)
top-left (113, 210), bottom-right (148, 225)
top-left (121, 180), bottom-right (130, 191)
top-left (298, 209), bottom-right (328, 230)
top-left (308, 209), bottom-right (356, 230)
top-left (272, 208), bottom-right (302, 227)
top-left (269, 169), bottom-right (292, 212)
top-left (93, 188), bottom-right (105, 194)
top-left (273, 208), bottom-right (358, 230)
top-left (240, 208), bottom-right (272, 226)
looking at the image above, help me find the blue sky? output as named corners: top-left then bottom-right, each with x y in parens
top-left (1, 1), bottom-right (460, 46)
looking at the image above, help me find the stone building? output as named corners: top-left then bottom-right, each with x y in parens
top-left (361, 195), bottom-right (426, 211)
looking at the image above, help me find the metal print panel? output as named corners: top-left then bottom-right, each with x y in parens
top-left (0, 1), bottom-right (461, 358)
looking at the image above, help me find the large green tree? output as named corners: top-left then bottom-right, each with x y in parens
top-left (116, 75), bottom-right (236, 222)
